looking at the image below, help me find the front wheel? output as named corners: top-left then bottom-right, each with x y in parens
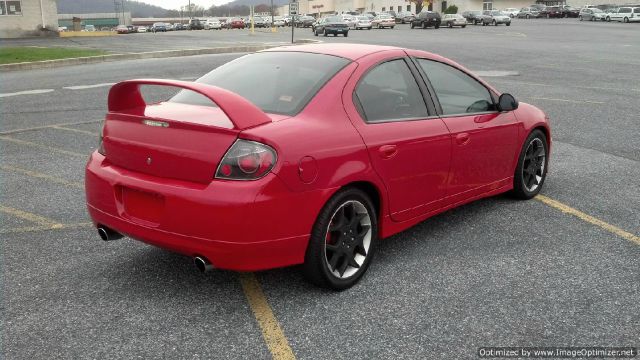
top-left (506, 22), bottom-right (511, 26)
top-left (579, 15), bottom-right (583, 21)
top-left (493, 20), bottom-right (497, 26)
top-left (411, 22), bottom-right (415, 28)
top-left (623, 17), bottom-right (629, 23)
top-left (303, 188), bottom-right (378, 290)
top-left (512, 130), bottom-right (548, 199)
top-left (344, 31), bottom-right (348, 37)
top-left (448, 22), bottom-right (453, 28)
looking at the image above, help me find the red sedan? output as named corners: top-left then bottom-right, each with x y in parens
top-left (226, 18), bottom-right (245, 29)
top-left (86, 44), bottom-right (550, 289)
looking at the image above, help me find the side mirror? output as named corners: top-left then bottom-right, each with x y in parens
top-left (498, 93), bottom-right (519, 112)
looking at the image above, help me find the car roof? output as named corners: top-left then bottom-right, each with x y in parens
top-left (262, 43), bottom-right (403, 60)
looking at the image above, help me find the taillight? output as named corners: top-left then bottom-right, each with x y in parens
top-left (215, 139), bottom-right (276, 180)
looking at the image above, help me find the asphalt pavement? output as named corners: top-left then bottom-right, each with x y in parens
top-left (1, 18), bottom-right (639, 359)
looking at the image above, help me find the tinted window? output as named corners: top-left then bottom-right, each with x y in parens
top-left (620, 7), bottom-right (631, 13)
top-left (635, 8), bottom-right (640, 13)
top-left (170, 52), bottom-right (349, 116)
top-left (417, 59), bottom-right (495, 115)
top-left (355, 59), bottom-right (429, 123)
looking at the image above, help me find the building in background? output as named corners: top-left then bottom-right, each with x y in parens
top-left (0, 0), bottom-right (58, 38)
top-left (58, 12), bottom-right (132, 30)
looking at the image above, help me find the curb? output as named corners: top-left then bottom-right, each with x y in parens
top-left (0, 40), bottom-right (320, 72)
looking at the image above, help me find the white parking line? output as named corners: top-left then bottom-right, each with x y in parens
top-left (0, 89), bottom-right (54, 98)
top-left (63, 83), bottom-right (115, 90)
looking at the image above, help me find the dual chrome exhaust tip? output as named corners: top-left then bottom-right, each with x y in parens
top-left (97, 225), bottom-right (214, 272)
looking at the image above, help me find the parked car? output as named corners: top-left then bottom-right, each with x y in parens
top-left (83, 25), bottom-right (96, 32)
top-left (544, 6), bottom-right (564, 18)
top-left (227, 18), bottom-right (246, 29)
top-left (283, 15), bottom-right (292, 26)
top-left (395, 11), bottom-right (416, 23)
top-left (115, 25), bottom-right (130, 34)
top-left (579, 8), bottom-right (606, 21)
top-left (411, 11), bottom-right (442, 28)
top-left (339, 14), bottom-right (358, 29)
top-left (136, 26), bottom-right (147, 33)
top-left (188, 19), bottom-right (204, 30)
top-left (151, 22), bottom-right (167, 32)
top-left (503, 8), bottom-right (520, 17)
top-left (273, 16), bottom-right (286, 27)
top-left (312, 16), bottom-right (349, 36)
top-left (372, 13), bottom-right (396, 28)
top-left (462, 10), bottom-right (486, 24)
top-left (441, 14), bottom-right (467, 27)
top-left (517, 7), bottom-right (541, 18)
top-left (608, 6), bottom-right (640, 22)
top-left (529, 4), bottom-right (547, 11)
top-left (482, 10), bottom-right (512, 25)
top-left (560, 5), bottom-right (580, 17)
top-left (89, 44), bottom-right (550, 290)
top-left (205, 19), bottom-right (222, 30)
top-left (295, 15), bottom-right (315, 27)
top-left (173, 23), bottom-right (186, 30)
top-left (354, 16), bottom-right (373, 29)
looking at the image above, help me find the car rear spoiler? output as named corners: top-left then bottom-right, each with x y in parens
top-left (107, 79), bottom-right (271, 130)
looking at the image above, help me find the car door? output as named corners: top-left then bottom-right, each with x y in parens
top-left (342, 51), bottom-right (452, 222)
top-left (411, 56), bottom-right (520, 206)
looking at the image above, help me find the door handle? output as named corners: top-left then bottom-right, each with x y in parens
top-left (379, 145), bottom-right (397, 159)
top-left (455, 132), bottom-right (471, 146)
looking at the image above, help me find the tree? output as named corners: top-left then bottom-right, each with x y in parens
top-left (408, 0), bottom-right (433, 14)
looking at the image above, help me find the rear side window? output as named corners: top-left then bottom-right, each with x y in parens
top-left (635, 8), bottom-right (640, 13)
top-left (619, 7), bottom-right (631, 13)
top-left (355, 59), bottom-right (429, 123)
top-left (170, 52), bottom-right (350, 116)
top-left (417, 59), bottom-right (495, 116)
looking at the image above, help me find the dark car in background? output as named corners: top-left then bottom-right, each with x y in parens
top-left (560, 5), bottom-right (580, 17)
top-left (188, 19), bottom-right (204, 30)
top-left (395, 11), bottom-right (416, 23)
top-left (410, 11), bottom-right (442, 28)
top-left (312, 16), bottom-right (349, 36)
top-left (545, 6), bottom-right (564, 17)
top-left (462, 10), bottom-right (485, 24)
top-left (151, 22), bottom-right (167, 32)
top-left (295, 16), bottom-right (316, 27)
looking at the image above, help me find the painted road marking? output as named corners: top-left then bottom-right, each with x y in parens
top-left (0, 120), bottom-right (102, 136)
top-left (536, 195), bottom-right (639, 246)
top-left (0, 222), bottom-right (92, 234)
top-left (52, 125), bottom-right (97, 136)
top-left (0, 136), bottom-right (87, 158)
top-left (0, 164), bottom-right (84, 189)
top-left (239, 273), bottom-right (296, 360)
top-left (63, 83), bottom-right (115, 90)
top-left (0, 205), bottom-right (63, 228)
top-left (0, 89), bottom-right (55, 98)
top-left (531, 97), bottom-right (605, 105)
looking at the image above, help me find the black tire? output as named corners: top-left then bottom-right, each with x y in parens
top-left (512, 130), bottom-right (549, 200)
top-left (462, 24), bottom-right (466, 28)
top-left (323, 29), bottom-right (328, 37)
top-left (422, 22), bottom-right (427, 29)
top-left (526, 14), bottom-right (530, 19)
top-left (344, 31), bottom-right (348, 37)
top-left (448, 22), bottom-right (453, 28)
top-left (314, 29), bottom-right (318, 36)
top-left (579, 15), bottom-right (583, 21)
top-left (493, 20), bottom-right (497, 26)
top-left (434, 24), bottom-right (439, 29)
top-left (303, 188), bottom-right (378, 290)
top-left (506, 22), bottom-right (511, 26)
top-left (623, 17), bottom-right (629, 23)
top-left (411, 22), bottom-right (415, 28)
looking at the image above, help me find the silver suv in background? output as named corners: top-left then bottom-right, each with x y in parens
top-left (608, 7), bottom-right (640, 22)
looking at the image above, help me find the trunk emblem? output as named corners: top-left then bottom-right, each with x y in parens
top-left (143, 120), bottom-right (169, 128)
top-left (147, 157), bottom-right (152, 165)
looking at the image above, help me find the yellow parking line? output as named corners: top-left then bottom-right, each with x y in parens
top-left (0, 222), bottom-right (93, 234)
top-left (0, 164), bottom-right (84, 189)
top-left (0, 136), bottom-right (87, 158)
top-left (0, 120), bottom-right (102, 135)
top-left (536, 195), bottom-right (640, 246)
top-left (0, 205), bottom-right (63, 228)
top-left (52, 126), bottom-right (98, 136)
top-left (239, 273), bottom-right (296, 360)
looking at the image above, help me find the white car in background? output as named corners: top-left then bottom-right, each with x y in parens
top-left (609, 6), bottom-right (640, 22)
top-left (136, 26), bottom-right (147, 33)
top-left (205, 18), bottom-right (222, 29)
top-left (503, 8), bottom-right (520, 17)
top-left (273, 16), bottom-right (286, 26)
top-left (354, 15), bottom-right (372, 29)
top-left (340, 14), bottom-right (358, 29)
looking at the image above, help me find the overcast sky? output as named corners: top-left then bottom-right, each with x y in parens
top-left (142, 0), bottom-right (228, 10)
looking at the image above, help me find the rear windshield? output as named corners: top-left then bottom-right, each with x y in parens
top-left (170, 52), bottom-right (350, 116)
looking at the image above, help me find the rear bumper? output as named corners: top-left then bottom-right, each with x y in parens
top-left (85, 152), bottom-right (334, 271)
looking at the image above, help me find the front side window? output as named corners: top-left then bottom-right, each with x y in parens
top-left (170, 52), bottom-right (350, 116)
top-left (417, 59), bottom-right (495, 116)
top-left (1, 1), bottom-right (22, 15)
top-left (355, 59), bottom-right (429, 123)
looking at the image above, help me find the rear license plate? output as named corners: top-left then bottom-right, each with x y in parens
top-left (121, 187), bottom-right (165, 224)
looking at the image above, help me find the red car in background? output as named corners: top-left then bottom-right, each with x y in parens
top-left (86, 44), bottom-right (551, 290)
top-left (226, 18), bottom-right (245, 29)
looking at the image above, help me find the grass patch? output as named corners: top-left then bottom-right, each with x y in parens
top-left (0, 47), bottom-right (106, 64)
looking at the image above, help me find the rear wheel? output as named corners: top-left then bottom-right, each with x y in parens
top-left (512, 130), bottom-right (548, 200)
top-left (411, 22), bottom-right (415, 28)
top-left (623, 17), bottom-right (629, 23)
top-left (323, 28), bottom-right (328, 36)
top-left (303, 188), bottom-right (378, 290)
top-left (448, 22), bottom-right (453, 27)
top-left (344, 31), bottom-right (348, 37)
top-left (493, 20), bottom-right (497, 25)
top-left (526, 14), bottom-right (530, 19)
top-left (579, 15), bottom-right (583, 21)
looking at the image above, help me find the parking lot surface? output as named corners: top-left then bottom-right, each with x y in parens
top-left (2, 19), bottom-right (639, 359)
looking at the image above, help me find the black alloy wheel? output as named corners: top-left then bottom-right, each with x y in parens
top-left (512, 130), bottom-right (548, 199)
top-left (303, 188), bottom-right (378, 290)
